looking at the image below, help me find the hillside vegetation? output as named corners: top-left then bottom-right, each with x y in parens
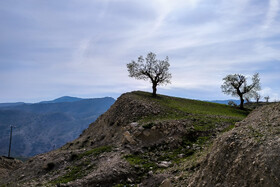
top-left (0, 91), bottom-right (253, 186)
top-left (133, 91), bottom-right (248, 118)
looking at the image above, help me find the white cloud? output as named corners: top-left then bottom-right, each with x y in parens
top-left (263, 0), bottom-right (280, 30)
top-left (0, 0), bottom-right (280, 102)
top-left (260, 87), bottom-right (280, 101)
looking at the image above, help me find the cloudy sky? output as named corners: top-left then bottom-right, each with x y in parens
top-left (1, 0), bottom-right (280, 102)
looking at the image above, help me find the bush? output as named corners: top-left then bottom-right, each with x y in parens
top-left (44, 162), bottom-right (55, 171)
top-left (143, 123), bottom-right (154, 129)
top-left (228, 101), bottom-right (237, 107)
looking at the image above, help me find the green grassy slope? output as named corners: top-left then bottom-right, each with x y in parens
top-left (132, 91), bottom-right (249, 120)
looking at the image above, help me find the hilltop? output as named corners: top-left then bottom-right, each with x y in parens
top-left (0, 91), bottom-right (250, 186)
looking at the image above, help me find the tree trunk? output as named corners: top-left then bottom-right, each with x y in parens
top-left (152, 83), bottom-right (157, 97)
top-left (239, 95), bottom-right (244, 109)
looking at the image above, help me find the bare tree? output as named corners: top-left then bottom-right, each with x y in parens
top-left (264, 96), bottom-right (270, 102)
top-left (254, 93), bottom-right (261, 103)
top-left (127, 52), bottom-right (171, 97)
top-left (245, 96), bottom-right (251, 103)
top-left (221, 73), bottom-right (261, 109)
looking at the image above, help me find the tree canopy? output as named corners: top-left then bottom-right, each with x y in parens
top-left (127, 52), bottom-right (171, 97)
top-left (221, 73), bottom-right (261, 109)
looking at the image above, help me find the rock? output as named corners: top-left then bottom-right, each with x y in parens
top-left (123, 131), bottom-right (136, 144)
top-left (157, 161), bottom-right (172, 168)
top-left (160, 178), bottom-right (172, 187)
top-left (143, 131), bottom-right (151, 137)
top-left (151, 126), bottom-right (157, 130)
top-left (138, 126), bottom-right (144, 131)
top-left (130, 122), bottom-right (139, 127)
top-left (178, 154), bottom-right (184, 158)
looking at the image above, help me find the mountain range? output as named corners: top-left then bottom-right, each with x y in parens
top-left (0, 96), bottom-right (115, 157)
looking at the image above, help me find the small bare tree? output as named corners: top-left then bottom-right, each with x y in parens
top-left (254, 93), bottom-right (261, 103)
top-left (245, 96), bottom-right (251, 103)
top-left (264, 96), bottom-right (270, 102)
top-left (221, 73), bottom-right (261, 109)
top-left (127, 52), bottom-right (171, 97)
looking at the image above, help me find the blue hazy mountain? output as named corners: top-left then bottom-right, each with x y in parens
top-left (40, 96), bottom-right (83, 103)
top-left (0, 96), bottom-right (84, 106)
top-left (0, 97), bottom-right (115, 157)
top-left (208, 100), bottom-right (241, 105)
top-left (0, 102), bottom-right (25, 108)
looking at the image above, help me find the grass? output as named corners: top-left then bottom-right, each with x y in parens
top-left (75, 145), bottom-right (112, 160)
top-left (51, 165), bottom-right (84, 184)
top-left (124, 154), bottom-right (158, 171)
top-left (123, 154), bottom-right (159, 184)
top-left (50, 160), bottom-right (97, 184)
top-left (49, 146), bottom-right (112, 185)
top-left (222, 124), bottom-right (235, 132)
top-left (132, 91), bottom-right (249, 121)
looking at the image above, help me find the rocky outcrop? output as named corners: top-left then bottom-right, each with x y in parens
top-left (70, 92), bottom-right (163, 149)
top-left (189, 103), bottom-right (280, 187)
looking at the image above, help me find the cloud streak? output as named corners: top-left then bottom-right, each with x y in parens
top-left (0, 0), bottom-right (279, 102)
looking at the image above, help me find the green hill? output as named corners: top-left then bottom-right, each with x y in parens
top-left (132, 91), bottom-right (248, 118)
top-left (129, 91), bottom-right (249, 133)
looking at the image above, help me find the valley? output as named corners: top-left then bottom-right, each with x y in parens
top-left (0, 97), bottom-right (115, 157)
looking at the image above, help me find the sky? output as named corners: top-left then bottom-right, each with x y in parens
top-left (0, 0), bottom-right (280, 103)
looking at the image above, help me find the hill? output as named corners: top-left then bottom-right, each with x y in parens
top-left (189, 102), bottom-right (280, 186)
top-left (0, 91), bottom-right (251, 186)
top-left (0, 102), bottom-right (25, 108)
top-left (40, 96), bottom-right (83, 103)
top-left (0, 97), bottom-right (115, 157)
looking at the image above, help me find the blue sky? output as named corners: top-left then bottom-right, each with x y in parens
top-left (0, 0), bottom-right (280, 102)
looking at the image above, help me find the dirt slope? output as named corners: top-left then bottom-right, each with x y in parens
top-left (0, 156), bottom-right (23, 179)
top-left (189, 103), bottom-right (280, 187)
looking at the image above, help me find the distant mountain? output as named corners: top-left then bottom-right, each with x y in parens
top-left (208, 99), bottom-right (240, 105)
top-left (0, 102), bottom-right (25, 108)
top-left (0, 97), bottom-right (115, 157)
top-left (40, 96), bottom-right (83, 103)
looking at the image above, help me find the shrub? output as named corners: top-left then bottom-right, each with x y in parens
top-left (228, 101), bottom-right (237, 107)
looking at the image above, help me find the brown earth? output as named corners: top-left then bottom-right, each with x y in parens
top-left (188, 103), bottom-right (280, 187)
top-left (0, 156), bottom-right (23, 179)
